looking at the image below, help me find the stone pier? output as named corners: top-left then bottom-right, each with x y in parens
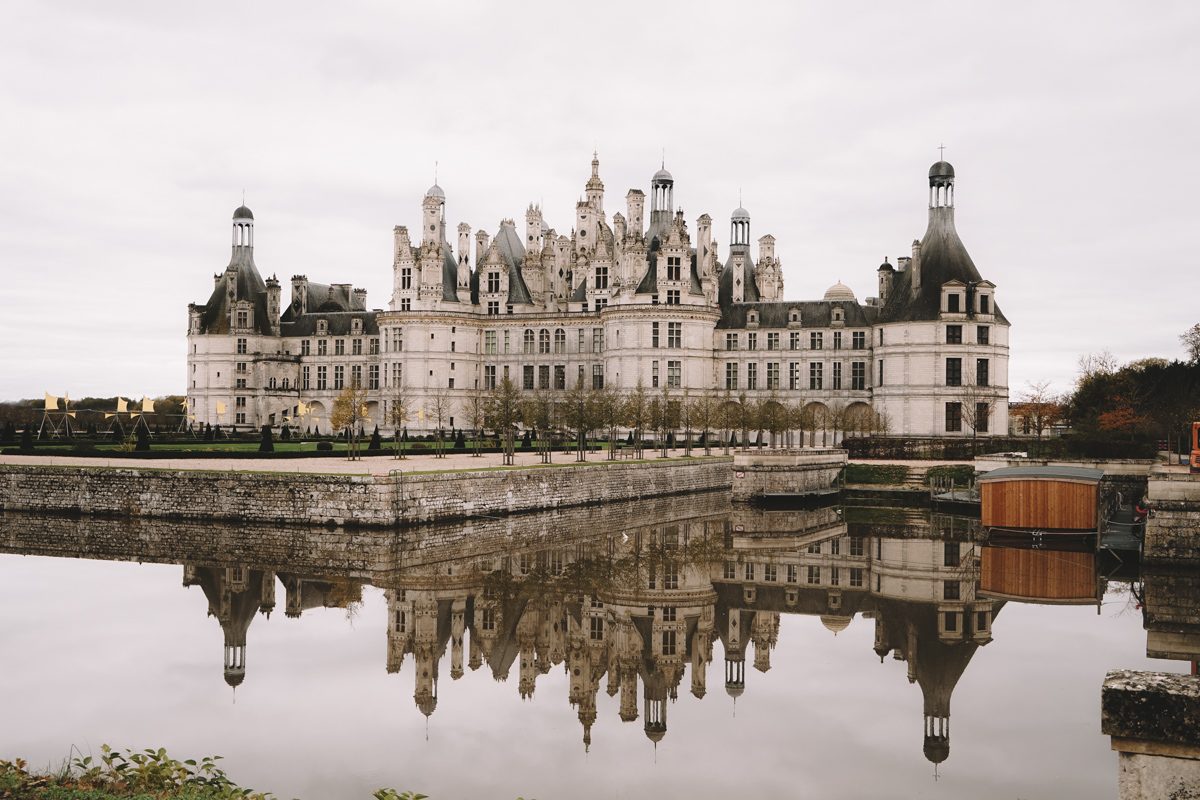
top-left (730, 448), bottom-right (847, 502)
top-left (1145, 468), bottom-right (1200, 566)
top-left (1102, 670), bottom-right (1200, 799)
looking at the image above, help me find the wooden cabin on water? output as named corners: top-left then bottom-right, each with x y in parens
top-left (979, 546), bottom-right (1100, 605)
top-left (979, 466), bottom-right (1106, 534)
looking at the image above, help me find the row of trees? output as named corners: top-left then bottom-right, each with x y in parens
top-left (332, 378), bottom-right (892, 463)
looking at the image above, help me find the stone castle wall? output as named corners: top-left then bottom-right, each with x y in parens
top-left (0, 459), bottom-right (733, 528)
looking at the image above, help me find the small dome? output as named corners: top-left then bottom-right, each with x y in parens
top-left (820, 614), bottom-right (852, 634)
top-left (652, 167), bottom-right (674, 183)
top-left (878, 258), bottom-right (895, 272)
top-left (233, 205), bottom-right (254, 220)
top-left (224, 671), bottom-right (245, 687)
top-left (731, 206), bottom-right (750, 222)
top-left (924, 736), bottom-right (950, 764)
top-left (823, 281), bottom-right (857, 302)
top-left (928, 160), bottom-right (955, 180)
top-left (725, 683), bottom-right (745, 698)
top-left (425, 183), bottom-right (445, 200)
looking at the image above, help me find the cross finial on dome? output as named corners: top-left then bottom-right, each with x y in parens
top-left (938, 143), bottom-right (945, 160)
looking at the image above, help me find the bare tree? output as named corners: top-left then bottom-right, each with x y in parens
top-left (690, 390), bottom-right (717, 456)
top-left (650, 385), bottom-right (678, 458)
top-left (466, 391), bottom-right (487, 457)
top-left (331, 380), bottom-right (370, 461)
top-left (1018, 380), bottom-right (1066, 456)
top-left (563, 376), bottom-right (596, 462)
top-left (594, 384), bottom-right (625, 461)
top-left (486, 376), bottom-right (521, 466)
top-left (956, 379), bottom-right (998, 456)
top-left (427, 385), bottom-right (453, 458)
top-left (1182, 323), bottom-right (1200, 365)
top-left (388, 381), bottom-right (411, 459)
top-left (522, 386), bottom-right (556, 464)
top-left (624, 378), bottom-right (649, 459)
top-left (761, 394), bottom-right (788, 449)
top-left (1077, 350), bottom-right (1119, 384)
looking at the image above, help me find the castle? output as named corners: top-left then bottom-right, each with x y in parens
top-left (187, 156), bottom-right (1009, 438)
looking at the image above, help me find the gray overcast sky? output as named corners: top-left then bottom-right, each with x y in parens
top-left (2, 1), bottom-right (1198, 400)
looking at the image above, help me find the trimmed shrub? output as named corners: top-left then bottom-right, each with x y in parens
top-left (315, 441), bottom-right (334, 452)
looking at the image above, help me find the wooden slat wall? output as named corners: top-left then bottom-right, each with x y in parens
top-left (980, 547), bottom-right (1096, 601)
top-left (981, 480), bottom-right (1097, 530)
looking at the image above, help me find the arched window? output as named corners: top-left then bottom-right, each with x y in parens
top-left (538, 329), bottom-right (550, 354)
top-left (523, 329), bottom-right (535, 354)
top-left (554, 328), bottom-right (566, 354)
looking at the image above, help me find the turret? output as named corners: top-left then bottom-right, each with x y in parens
top-left (878, 258), bottom-right (896, 303)
top-left (585, 152), bottom-right (604, 216)
top-left (475, 230), bottom-right (490, 265)
top-left (626, 189), bottom-right (645, 238)
top-left (422, 183), bottom-right (446, 245)
top-left (697, 214), bottom-right (712, 276)
top-left (457, 223), bottom-right (472, 288)
top-left (757, 234), bottom-right (774, 262)
top-left (265, 276), bottom-right (281, 336)
top-left (525, 204), bottom-right (543, 251)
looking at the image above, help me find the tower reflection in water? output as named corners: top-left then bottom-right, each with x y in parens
top-left (159, 500), bottom-right (1099, 767)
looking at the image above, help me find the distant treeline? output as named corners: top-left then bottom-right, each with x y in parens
top-left (0, 395), bottom-right (186, 430)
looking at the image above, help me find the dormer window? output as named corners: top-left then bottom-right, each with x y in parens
top-left (747, 310), bottom-right (759, 326)
top-left (947, 294), bottom-right (961, 313)
top-left (979, 294), bottom-right (990, 315)
top-left (352, 318), bottom-right (362, 334)
top-left (789, 310), bottom-right (800, 324)
top-left (832, 308), bottom-right (844, 323)
top-left (317, 319), bottom-right (328, 335)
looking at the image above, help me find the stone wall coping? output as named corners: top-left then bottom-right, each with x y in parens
top-left (1102, 669), bottom-right (1200, 747)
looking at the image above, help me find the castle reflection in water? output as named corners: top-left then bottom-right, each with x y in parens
top-left (3, 495), bottom-right (1128, 766)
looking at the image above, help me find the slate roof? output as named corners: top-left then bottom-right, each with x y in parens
top-left (877, 207), bottom-right (1008, 324)
top-left (717, 299), bottom-right (879, 329)
top-left (440, 242), bottom-right (460, 303)
top-left (196, 248), bottom-right (272, 336)
top-left (493, 221), bottom-right (533, 305)
top-left (635, 236), bottom-right (703, 295)
top-left (717, 247), bottom-right (759, 306)
top-left (280, 282), bottom-right (364, 323)
top-left (280, 310), bottom-right (379, 337)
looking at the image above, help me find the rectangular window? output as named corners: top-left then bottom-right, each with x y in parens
top-left (830, 568), bottom-right (840, 586)
top-left (767, 332), bottom-right (779, 350)
top-left (235, 378), bottom-right (246, 389)
top-left (744, 563), bottom-right (755, 581)
top-left (505, 331), bottom-right (511, 353)
top-left (484, 365), bottom-right (497, 390)
top-left (538, 365), bottom-right (550, 389)
top-left (593, 328), bottom-right (604, 353)
top-left (977, 325), bottom-right (990, 345)
top-left (747, 362), bottom-right (758, 390)
top-left (790, 331), bottom-right (801, 350)
top-left (944, 542), bottom-right (961, 567)
top-left (523, 330), bottom-right (535, 354)
top-left (976, 402), bottom-right (990, 432)
top-left (661, 630), bottom-right (677, 656)
top-left (369, 338), bottom-right (379, 355)
top-left (944, 581), bottom-right (961, 601)
top-left (666, 289), bottom-right (680, 305)
top-left (666, 255), bottom-right (682, 281)
top-left (766, 362), bottom-right (780, 390)
top-left (333, 365), bottom-right (344, 390)
top-left (595, 297), bottom-right (607, 311)
top-left (789, 362), bottom-right (800, 390)
top-left (401, 267), bottom-right (412, 290)
top-left (538, 330), bottom-right (550, 354)
top-left (595, 264), bottom-right (608, 290)
top-left (368, 364), bottom-right (379, 389)
top-left (852, 331), bottom-right (865, 350)
top-left (851, 361), bottom-right (866, 390)
top-left (724, 561), bottom-right (737, 580)
top-left (946, 402), bottom-right (962, 432)
top-left (662, 606), bottom-right (677, 622)
top-left (315, 339), bottom-right (326, 357)
top-left (593, 364), bottom-right (604, 390)
top-left (764, 564), bottom-right (777, 582)
top-left (725, 362), bottom-right (738, 391)
top-left (787, 564), bottom-right (797, 583)
top-left (878, 359), bottom-right (884, 385)
top-left (830, 538), bottom-right (841, 555)
top-left (809, 362), bottom-right (823, 390)
top-left (976, 358), bottom-right (989, 386)
top-left (590, 616), bottom-right (604, 641)
top-left (667, 360), bottom-right (681, 389)
top-left (832, 362), bottom-right (842, 390)
top-left (481, 608), bottom-right (496, 631)
top-left (747, 332), bottom-right (757, 351)
top-left (352, 339), bottom-right (362, 356)
top-left (554, 365), bottom-right (565, 390)
top-left (979, 294), bottom-right (990, 314)
top-left (947, 294), bottom-right (961, 313)
top-left (335, 339), bottom-right (345, 356)
top-left (946, 325), bottom-right (962, 344)
top-left (652, 322), bottom-right (660, 348)
top-left (316, 366), bottom-right (327, 390)
top-left (400, 297), bottom-right (411, 311)
top-left (946, 358), bottom-right (962, 386)
top-left (667, 322), bottom-right (681, 348)
top-left (301, 340), bottom-right (311, 356)
top-left (807, 542), bottom-right (821, 554)
top-left (485, 331), bottom-right (497, 354)
top-left (487, 300), bottom-right (499, 316)
top-left (850, 537), bottom-right (865, 556)
top-left (236, 310), bottom-right (248, 328)
top-left (523, 365), bottom-right (534, 390)
top-left (849, 568), bottom-right (864, 587)
top-left (726, 333), bottom-right (738, 351)
top-left (663, 563), bottom-right (678, 590)
top-left (350, 364), bottom-right (362, 388)
top-left (807, 566), bottom-right (821, 585)
top-left (487, 271), bottom-right (501, 293)
top-left (810, 332), bottom-right (823, 350)
top-left (390, 363), bottom-right (401, 388)
top-left (302, 366), bottom-right (310, 390)
top-left (652, 360), bottom-right (660, 388)
top-left (237, 338), bottom-right (247, 355)
top-left (833, 331), bottom-right (842, 350)
top-left (392, 329), bottom-right (403, 352)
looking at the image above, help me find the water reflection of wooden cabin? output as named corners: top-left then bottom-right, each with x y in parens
top-left (979, 466), bottom-right (1104, 533)
top-left (979, 546), bottom-right (1100, 605)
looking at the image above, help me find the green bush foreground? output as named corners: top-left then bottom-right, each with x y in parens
top-left (0, 747), bottom-right (437, 800)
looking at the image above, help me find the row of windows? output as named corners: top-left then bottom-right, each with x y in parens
top-left (724, 361), bottom-right (868, 391)
top-left (724, 560), bottom-right (866, 587)
top-left (945, 358), bottom-right (989, 386)
top-left (945, 401), bottom-right (991, 432)
top-left (726, 330), bottom-right (867, 351)
top-left (482, 363), bottom-right (605, 391)
top-left (946, 325), bottom-right (991, 345)
top-left (298, 338), bottom-right (381, 357)
top-left (300, 364), bottom-right (381, 391)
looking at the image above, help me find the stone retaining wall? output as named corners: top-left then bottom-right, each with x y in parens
top-left (0, 458), bottom-right (733, 528)
top-left (1146, 469), bottom-right (1200, 566)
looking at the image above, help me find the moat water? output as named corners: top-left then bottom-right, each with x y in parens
top-left (0, 497), bottom-right (1192, 799)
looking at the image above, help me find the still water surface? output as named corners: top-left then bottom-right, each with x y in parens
top-left (0, 498), bottom-right (1189, 799)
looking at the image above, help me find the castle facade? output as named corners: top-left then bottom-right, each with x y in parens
top-left (187, 156), bottom-right (1009, 438)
